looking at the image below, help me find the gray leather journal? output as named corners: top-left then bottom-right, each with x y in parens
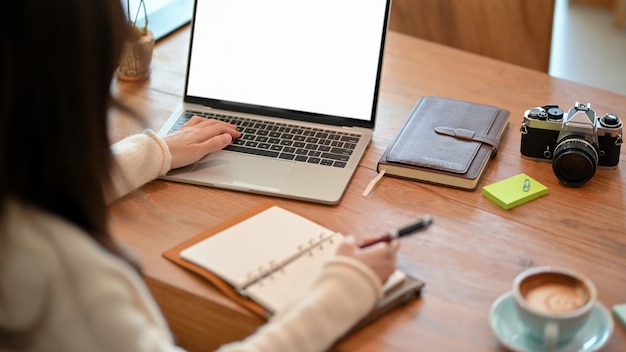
top-left (378, 96), bottom-right (510, 190)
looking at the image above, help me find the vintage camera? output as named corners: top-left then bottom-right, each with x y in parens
top-left (520, 102), bottom-right (623, 186)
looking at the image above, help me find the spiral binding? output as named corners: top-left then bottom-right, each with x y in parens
top-left (241, 230), bottom-right (339, 290)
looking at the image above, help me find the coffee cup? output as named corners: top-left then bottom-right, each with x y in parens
top-left (512, 266), bottom-right (597, 350)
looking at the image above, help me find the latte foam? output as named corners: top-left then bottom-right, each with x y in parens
top-left (524, 283), bottom-right (588, 315)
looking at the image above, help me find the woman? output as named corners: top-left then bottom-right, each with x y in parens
top-left (0, 0), bottom-right (399, 351)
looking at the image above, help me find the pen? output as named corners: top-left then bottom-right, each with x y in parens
top-left (359, 215), bottom-right (434, 248)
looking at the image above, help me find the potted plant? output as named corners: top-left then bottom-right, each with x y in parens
top-left (117, 0), bottom-right (155, 81)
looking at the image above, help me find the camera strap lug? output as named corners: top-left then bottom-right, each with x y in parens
top-left (520, 123), bottom-right (528, 135)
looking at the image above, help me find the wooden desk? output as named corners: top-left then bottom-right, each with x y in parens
top-left (109, 25), bottom-right (626, 351)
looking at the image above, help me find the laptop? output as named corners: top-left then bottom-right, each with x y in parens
top-left (158, 0), bottom-right (392, 205)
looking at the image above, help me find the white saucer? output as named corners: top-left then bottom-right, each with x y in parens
top-left (489, 291), bottom-right (614, 352)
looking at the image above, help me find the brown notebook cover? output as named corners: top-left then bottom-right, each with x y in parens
top-left (378, 96), bottom-right (509, 190)
top-left (162, 200), bottom-right (425, 325)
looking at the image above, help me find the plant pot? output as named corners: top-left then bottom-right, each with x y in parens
top-left (117, 31), bottom-right (155, 81)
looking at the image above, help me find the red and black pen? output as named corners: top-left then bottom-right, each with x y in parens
top-left (359, 215), bottom-right (434, 248)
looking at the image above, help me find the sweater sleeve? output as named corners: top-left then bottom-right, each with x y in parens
top-left (217, 256), bottom-right (383, 352)
top-left (108, 130), bottom-right (172, 202)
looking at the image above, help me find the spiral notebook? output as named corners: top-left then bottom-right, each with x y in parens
top-left (162, 201), bottom-right (424, 321)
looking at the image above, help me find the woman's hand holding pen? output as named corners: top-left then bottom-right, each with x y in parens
top-left (336, 235), bottom-right (399, 284)
top-left (163, 116), bottom-right (241, 169)
top-left (337, 215), bottom-right (433, 284)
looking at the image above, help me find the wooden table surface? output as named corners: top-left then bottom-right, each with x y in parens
top-left (108, 25), bottom-right (626, 351)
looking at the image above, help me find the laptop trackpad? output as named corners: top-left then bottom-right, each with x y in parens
top-left (190, 152), bottom-right (293, 191)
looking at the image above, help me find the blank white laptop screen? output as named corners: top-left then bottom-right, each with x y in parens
top-left (159, 0), bottom-right (391, 205)
top-left (186, 0), bottom-right (387, 122)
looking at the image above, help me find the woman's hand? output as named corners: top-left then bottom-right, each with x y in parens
top-left (162, 116), bottom-right (241, 169)
top-left (336, 235), bottom-right (399, 284)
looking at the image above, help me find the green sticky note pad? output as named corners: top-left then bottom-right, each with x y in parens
top-left (482, 173), bottom-right (548, 210)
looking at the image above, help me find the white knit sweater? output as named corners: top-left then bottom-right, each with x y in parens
top-left (0, 131), bottom-right (383, 352)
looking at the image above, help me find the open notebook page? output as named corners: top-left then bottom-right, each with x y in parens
top-left (180, 206), bottom-right (335, 289)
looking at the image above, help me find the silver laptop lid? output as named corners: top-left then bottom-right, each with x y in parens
top-left (183, 0), bottom-right (391, 129)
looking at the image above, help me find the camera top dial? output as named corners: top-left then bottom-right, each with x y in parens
top-left (599, 113), bottom-right (622, 128)
top-left (546, 107), bottom-right (564, 121)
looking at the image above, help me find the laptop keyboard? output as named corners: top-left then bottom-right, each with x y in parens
top-left (168, 111), bottom-right (362, 168)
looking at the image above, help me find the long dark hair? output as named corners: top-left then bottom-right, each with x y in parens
top-left (0, 0), bottom-right (127, 236)
top-left (0, 0), bottom-right (130, 345)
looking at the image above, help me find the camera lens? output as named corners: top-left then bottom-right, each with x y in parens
top-left (552, 137), bottom-right (598, 187)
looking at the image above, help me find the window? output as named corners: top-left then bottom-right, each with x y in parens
top-left (124, 0), bottom-right (193, 41)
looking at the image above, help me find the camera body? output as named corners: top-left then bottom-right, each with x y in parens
top-left (520, 102), bottom-right (623, 186)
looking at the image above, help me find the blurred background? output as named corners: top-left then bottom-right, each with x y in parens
top-left (373, 0), bottom-right (626, 98)
top-left (131, 0), bottom-right (626, 97)
top-left (551, 0), bottom-right (626, 96)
